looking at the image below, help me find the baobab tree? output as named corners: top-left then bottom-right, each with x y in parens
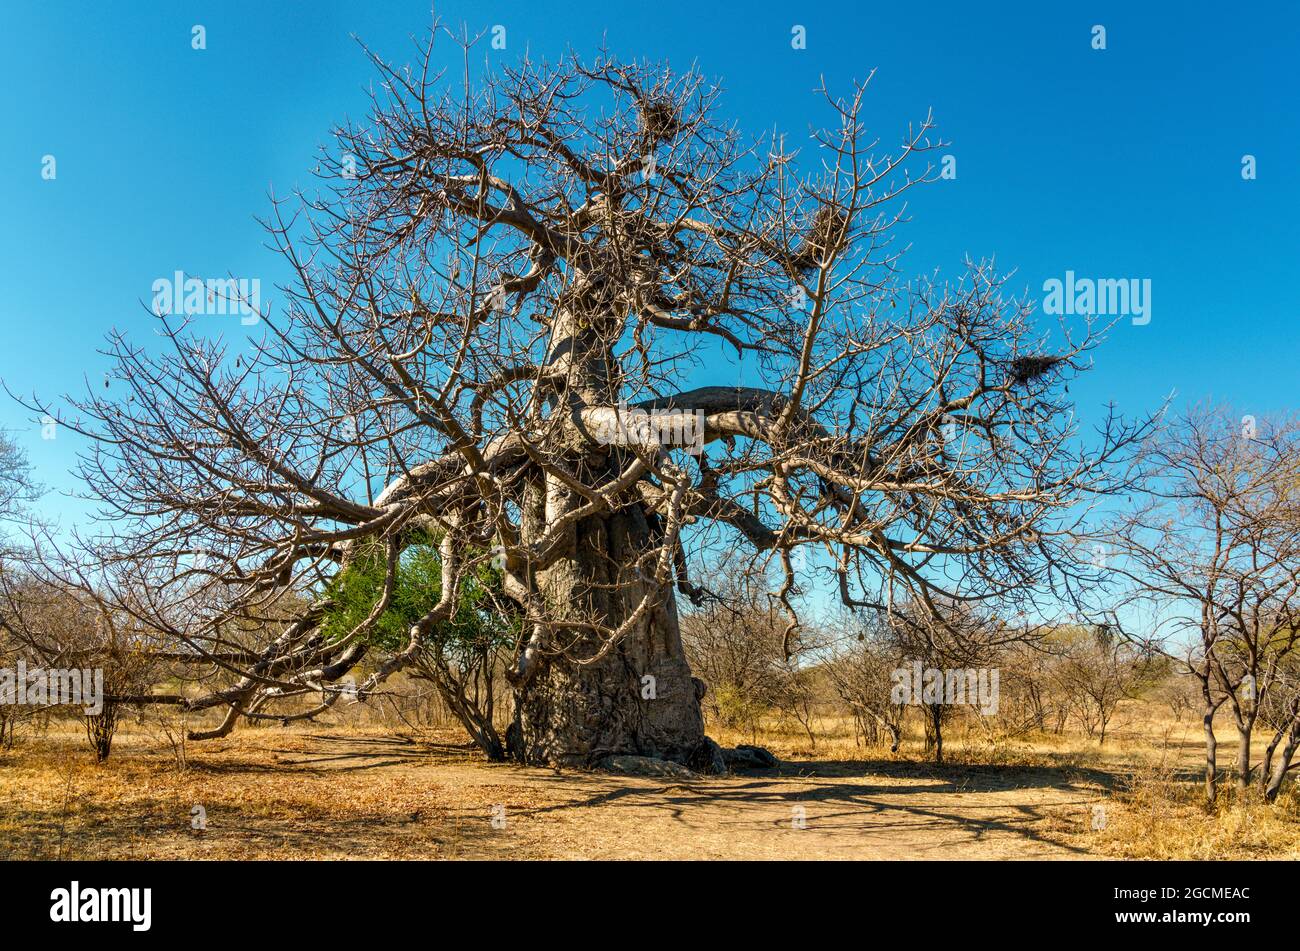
top-left (17, 29), bottom-right (1148, 771)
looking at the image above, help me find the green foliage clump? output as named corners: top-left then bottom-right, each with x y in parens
top-left (319, 531), bottom-right (514, 655)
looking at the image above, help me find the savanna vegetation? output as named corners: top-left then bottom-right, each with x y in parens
top-left (1, 28), bottom-right (1298, 861)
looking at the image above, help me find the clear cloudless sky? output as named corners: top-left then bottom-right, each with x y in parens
top-left (1, 0), bottom-right (1297, 532)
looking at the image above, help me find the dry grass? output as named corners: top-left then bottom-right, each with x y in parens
top-left (1088, 749), bottom-right (1300, 859)
top-left (0, 728), bottom-right (487, 860)
top-left (0, 702), bottom-right (1296, 860)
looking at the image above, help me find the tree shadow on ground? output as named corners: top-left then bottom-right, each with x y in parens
top-left (188, 732), bottom-right (482, 775)
top-left (515, 756), bottom-right (1113, 856)
top-left (768, 756), bottom-right (1123, 793)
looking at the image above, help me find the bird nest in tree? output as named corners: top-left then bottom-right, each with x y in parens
top-left (639, 99), bottom-right (682, 143)
top-left (791, 205), bottom-right (851, 271)
top-left (1007, 355), bottom-right (1064, 387)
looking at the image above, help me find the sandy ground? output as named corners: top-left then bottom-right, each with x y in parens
top-left (0, 728), bottom-right (1109, 860)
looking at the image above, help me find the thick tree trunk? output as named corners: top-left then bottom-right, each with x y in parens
top-left (503, 306), bottom-right (716, 770)
top-left (506, 500), bottom-right (711, 770)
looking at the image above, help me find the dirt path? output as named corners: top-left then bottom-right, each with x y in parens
top-left (1, 730), bottom-right (1107, 859)
top-left (443, 753), bottom-right (1101, 860)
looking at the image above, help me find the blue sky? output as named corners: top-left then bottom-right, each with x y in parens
top-left (2, 0), bottom-right (1297, 530)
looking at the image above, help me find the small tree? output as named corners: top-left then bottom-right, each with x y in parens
top-left (826, 612), bottom-right (906, 751)
top-left (1105, 406), bottom-right (1300, 803)
top-left (1156, 670), bottom-right (1198, 724)
top-left (0, 571), bottom-right (158, 762)
top-left (771, 644), bottom-right (826, 749)
top-left (1000, 640), bottom-right (1060, 736)
top-left (680, 566), bottom-right (802, 737)
top-left (1052, 628), bottom-right (1155, 744)
top-left (882, 598), bottom-right (1010, 764)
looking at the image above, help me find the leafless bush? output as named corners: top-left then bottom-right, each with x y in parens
top-left (826, 639), bottom-right (905, 751)
top-left (1051, 630), bottom-right (1158, 744)
top-left (0, 569), bottom-right (162, 762)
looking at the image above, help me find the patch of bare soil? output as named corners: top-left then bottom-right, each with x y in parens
top-left (0, 728), bottom-right (1106, 859)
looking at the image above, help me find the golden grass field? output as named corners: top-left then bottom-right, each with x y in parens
top-left (2, 703), bottom-right (1298, 860)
